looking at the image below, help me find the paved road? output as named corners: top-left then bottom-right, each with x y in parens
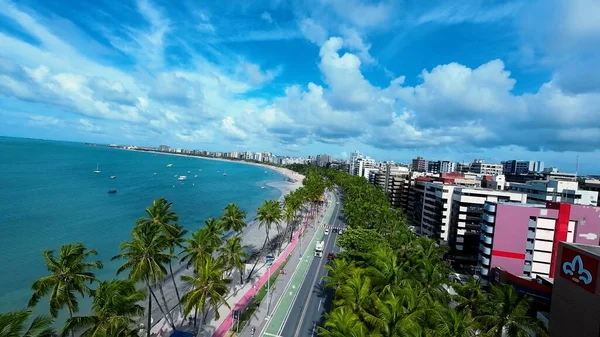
top-left (261, 190), bottom-right (347, 337)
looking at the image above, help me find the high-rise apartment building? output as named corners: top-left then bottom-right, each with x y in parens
top-left (477, 202), bottom-right (600, 281)
top-left (427, 161), bottom-right (441, 174)
top-left (440, 161), bottom-right (457, 173)
top-left (411, 156), bottom-right (428, 172)
top-left (449, 187), bottom-right (527, 268)
top-left (509, 180), bottom-right (598, 206)
top-left (469, 160), bottom-right (503, 175)
top-left (503, 160), bottom-right (544, 174)
top-left (315, 154), bottom-right (332, 167)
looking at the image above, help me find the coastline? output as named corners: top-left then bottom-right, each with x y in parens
top-left (121, 148), bottom-right (305, 329)
top-left (121, 148), bottom-right (305, 185)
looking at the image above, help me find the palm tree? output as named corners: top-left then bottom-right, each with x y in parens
top-left (204, 217), bottom-right (224, 247)
top-left (164, 224), bottom-right (187, 317)
top-left (136, 199), bottom-right (185, 318)
top-left (453, 276), bottom-right (484, 315)
top-left (219, 236), bottom-right (249, 284)
top-left (0, 310), bottom-right (55, 337)
top-left (221, 203), bottom-right (247, 234)
top-left (366, 287), bottom-right (426, 337)
top-left (112, 222), bottom-right (176, 335)
top-left (180, 227), bottom-right (219, 269)
top-left (433, 308), bottom-right (477, 337)
top-left (246, 200), bottom-right (282, 282)
top-left (61, 279), bottom-right (145, 337)
top-left (180, 255), bottom-right (232, 334)
top-left (334, 273), bottom-right (375, 320)
top-left (323, 259), bottom-right (358, 290)
top-left (136, 198), bottom-right (179, 238)
top-left (28, 243), bottom-right (103, 334)
top-left (476, 284), bottom-right (547, 337)
top-left (317, 307), bottom-right (371, 337)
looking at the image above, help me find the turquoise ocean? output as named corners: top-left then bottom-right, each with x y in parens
top-left (0, 137), bottom-right (282, 320)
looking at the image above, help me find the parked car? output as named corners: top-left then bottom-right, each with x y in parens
top-left (338, 229), bottom-right (344, 235)
top-left (324, 229), bottom-right (330, 235)
top-left (327, 252), bottom-right (335, 260)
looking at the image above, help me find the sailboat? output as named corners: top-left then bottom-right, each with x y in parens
top-left (223, 169), bottom-right (227, 176)
top-left (94, 163), bottom-right (101, 174)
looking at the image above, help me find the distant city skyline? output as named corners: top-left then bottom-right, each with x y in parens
top-left (0, 1), bottom-right (599, 174)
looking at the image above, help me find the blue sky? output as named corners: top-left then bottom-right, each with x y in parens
top-left (0, 0), bottom-right (599, 173)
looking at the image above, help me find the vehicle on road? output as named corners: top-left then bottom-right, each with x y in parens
top-left (324, 228), bottom-right (330, 235)
top-left (338, 229), bottom-right (343, 235)
top-left (327, 252), bottom-right (335, 260)
top-left (315, 240), bottom-right (324, 257)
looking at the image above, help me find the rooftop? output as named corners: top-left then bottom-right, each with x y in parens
top-left (570, 242), bottom-right (600, 257)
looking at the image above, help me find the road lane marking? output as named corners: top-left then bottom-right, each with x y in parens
top-left (264, 333), bottom-right (283, 337)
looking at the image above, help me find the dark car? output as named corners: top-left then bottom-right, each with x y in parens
top-left (327, 252), bottom-right (335, 260)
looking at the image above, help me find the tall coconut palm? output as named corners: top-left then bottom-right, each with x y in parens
top-left (476, 284), bottom-right (547, 337)
top-left (453, 276), bottom-right (484, 315)
top-left (112, 223), bottom-right (176, 335)
top-left (219, 236), bottom-right (249, 284)
top-left (61, 279), bottom-right (145, 337)
top-left (317, 307), bottom-right (372, 337)
top-left (163, 224), bottom-right (187, 317)
top-left (204, 217), bottom-right (224, 247)
top-left (28, 243), bottom-right (103, 335)
top-left (221, 203), bottom-right (247, 234)
top-left (367, 289), bottom-right (425, 337)
top-left (246, 200), bottom-right (282, 282)
top-left (323, 259), bottom-right (359, 290)
top-left (180, 255), bottom-right (232, 333)
top-left (137, 199), bottom-right (185, 318)
top-left (135, 198), bottom-right (179, 238)
top-left (334, 273), bottom-right (375, 320)
top-left (433, 308), bottom-right (477, 337)
top-left (180, 227), bottom-right (219, 269)
top-left (0, 310), bottom-right (55, 337)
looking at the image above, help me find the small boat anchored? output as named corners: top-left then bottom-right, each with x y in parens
top-left (167, 164), bottom-right (173, 167)
top-left (94, 163), bottom-right (101, 174)
top-left (178, 175), bottom-right (187, 181)
top-left (108, 189), bottom-right (117, 194)
top-left (223, 170), bottom-right (227, 176)
top-left (110, 175), bottom-right (116, 179)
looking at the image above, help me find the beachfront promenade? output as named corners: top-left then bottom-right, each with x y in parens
top-left (147, 190), bottom-right (336, 337)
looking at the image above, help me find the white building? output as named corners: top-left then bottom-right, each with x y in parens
top-left (440, 161), bottom-right (457, 173)
top-left (509, 180), bottom-right (598, 206)
top-left (420, 182), bottom-right (456, 241)
top-left (469, 160), bottom-right (503, 175)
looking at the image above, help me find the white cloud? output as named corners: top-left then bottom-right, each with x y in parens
top-left (299, 18), bottom-right (328, 45)
top-left (261, 12), bottom-right (274, 24)
top-left (220, 117), bottom-right (248, 141)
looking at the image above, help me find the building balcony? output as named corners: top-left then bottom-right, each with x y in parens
top-left (481, 233), bottom-right (493, 245)
top-left (525, 252), bottom-right (533, 261)
top-left (479, 266), bottom-right (489, 276)
top-left (480, 244), bottom-right (491, 256)
top-left (526, 241), bottom-right (534, 250)
top-left (484, 203), bottom-right (496, 213)
top-left (482, 213), bottom-right (495, 223)
top-left (456, 245), bottom-right (464, 251)
top-left (528, 218), bottom-right (536, 228)
top-left (527, 230), bottom-right (535, 239)
top-left (479, 255), bottom-right (490, 266)
top-left (524, 262), bottom-right (532, 273)
top-left (456, 236), bottom-right (465, 243)
top-left (482, 224), bottom-right (494, 234)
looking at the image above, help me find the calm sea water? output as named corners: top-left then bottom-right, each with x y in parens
top-left (0, 137), bottom-right (282, 319)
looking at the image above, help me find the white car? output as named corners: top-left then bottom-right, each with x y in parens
top-left (338, 229), bottom-right (343, 235)
top-left (324, 229), bottom-right (330, 236)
